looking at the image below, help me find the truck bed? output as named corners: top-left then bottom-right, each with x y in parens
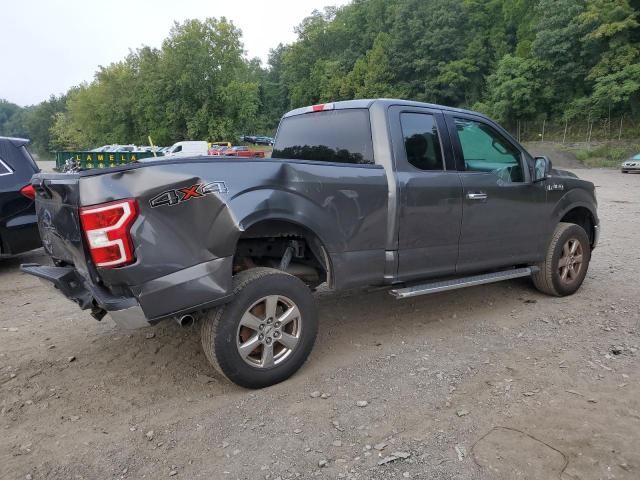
top-left (26, 156), bottom-right (388, 324)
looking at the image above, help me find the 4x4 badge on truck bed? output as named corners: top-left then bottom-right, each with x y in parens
top-left (149, 182), bottom-right (228, 208)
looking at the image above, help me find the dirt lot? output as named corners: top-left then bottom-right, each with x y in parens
top-left (1, 168), bottom-right (639, 480)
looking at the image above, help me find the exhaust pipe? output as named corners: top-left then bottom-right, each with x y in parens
top-left (175, 314), bottom-right (195, 328)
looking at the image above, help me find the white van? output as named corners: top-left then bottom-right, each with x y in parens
top-left (164, 141), bottom-right (209, 158)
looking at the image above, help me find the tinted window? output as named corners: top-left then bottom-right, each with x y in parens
top-left (400, 113), bottom-right (444, 171)
top-left (273, 109), bottom-right (374, 164)
top-left (455, 118), bottom-right (523, 182)
top-left (0, 158), bottom-right (12, 176)
top-left (20, 146), bottom-right (39, 172)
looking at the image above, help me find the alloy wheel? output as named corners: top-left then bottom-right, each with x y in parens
top-left (236, 295), bottom-right (302, 368)
top-left (558, 238), bottom-right (583, 284)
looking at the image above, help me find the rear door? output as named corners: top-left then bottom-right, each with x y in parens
top-left (445, 113), bottom-right (548, 272)
top-left (390, 106), bottom-right (463, 281)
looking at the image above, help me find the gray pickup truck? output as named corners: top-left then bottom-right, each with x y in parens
top-left (22, 99), bottom-right (599, 388)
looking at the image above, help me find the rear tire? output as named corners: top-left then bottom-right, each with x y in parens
top-left (201, 268), bottom-right (318, 388)
top-left (532, 222), bottom-right (591, 297)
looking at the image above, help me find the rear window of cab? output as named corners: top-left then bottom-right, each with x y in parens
top-left (272, 109), bottom-right (374, 165)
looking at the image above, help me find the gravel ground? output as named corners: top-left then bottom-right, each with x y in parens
top-left (1, 168), bottom-right (639, 480)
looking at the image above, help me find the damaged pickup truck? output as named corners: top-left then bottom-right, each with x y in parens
top-left (22, 99), bottom-right (599, 388)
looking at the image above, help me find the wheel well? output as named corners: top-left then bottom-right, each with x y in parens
top-left (560, 207), bottom-right (595, 246)
top-left (233, 220), bottom-right (331, 288)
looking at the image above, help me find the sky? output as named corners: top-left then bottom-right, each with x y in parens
top-left (0, 0), bottom-right (350, 106)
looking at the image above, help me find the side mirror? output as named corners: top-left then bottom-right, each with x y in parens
top-left (533, 156), bottom-right (552, 182)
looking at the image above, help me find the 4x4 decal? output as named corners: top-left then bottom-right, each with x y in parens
top-left (149, 182), bottom-right (228, 208)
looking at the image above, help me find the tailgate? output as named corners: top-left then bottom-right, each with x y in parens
top-left (31, 173), bottom-right (91, 277)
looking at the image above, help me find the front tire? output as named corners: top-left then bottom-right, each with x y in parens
top-left (201, 268), bottom-right (318, 388)
top-left (532, 222), bottom-right (591, 297)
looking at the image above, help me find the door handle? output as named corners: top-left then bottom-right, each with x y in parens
top-left (466, 192), bottom-right (488, 201)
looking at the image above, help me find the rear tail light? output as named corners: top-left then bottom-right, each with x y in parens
top-left (20, 184), bottom-right (36, 200)
top-left (80, 199), bottom-right (138, 268)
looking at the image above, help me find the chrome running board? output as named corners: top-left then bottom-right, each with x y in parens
top-left (390, 267), bottom-right (537, 299)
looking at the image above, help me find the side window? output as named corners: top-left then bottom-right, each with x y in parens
top-left (454, 118), bottom-right (523, 182)
top-left (0, 158), bottom-right (13, 176)
top-left (400, 113), bottom-right (444, 171)
top-left (173, 145), bottom-right (182, 153)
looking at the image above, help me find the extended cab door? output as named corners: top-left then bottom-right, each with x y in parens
top-left (390, 106), bottom-right (463, 281)
top-left (445, 113), bottom-right (548, 273)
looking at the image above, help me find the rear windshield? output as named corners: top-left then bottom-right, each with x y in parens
top-left (0, 142), bottom-right (38, 174)
top-left (20, 146), bottom-right (39, 172)
top-left (272, 109), bottom-right (374, 165)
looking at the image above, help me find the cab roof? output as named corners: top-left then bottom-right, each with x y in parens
top-left (282, 98), bottom-right (489, 120)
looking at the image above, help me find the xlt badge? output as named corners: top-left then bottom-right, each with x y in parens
top-left (546, 183), bottom-right (565, 192)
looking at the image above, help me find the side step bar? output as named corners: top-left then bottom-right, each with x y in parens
top-left (390, 267), bottom-right (538, 299)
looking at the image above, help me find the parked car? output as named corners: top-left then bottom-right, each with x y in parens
top-left (225, 146), bottom-right (265, 158)
top-left (164, 141), bottom-right (209, 158)
top-left (621, 154), bottom-right (640, 173)
top-left (208, 146), bottom-right (230, 156)
top-left (211, 142), bottom-right (232, 148)
top-left (254, 136), bottom-right (275, 146)
top-left (22, 99), bottom-right (599, 389)
top-left (0, 137), bottom-right (41, 256)
top-left (115, 145), bottom-right (136, 152)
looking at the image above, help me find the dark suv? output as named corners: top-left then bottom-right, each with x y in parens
top-left (0, 137), bottom-right (41, 256)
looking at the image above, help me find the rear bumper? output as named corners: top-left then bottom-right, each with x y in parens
top-left (107, 305), bottom-right (150, 329)
top-left (20, 264), bottom-right (150, 329)
top-left (21, 256), bottom-right (234, 329)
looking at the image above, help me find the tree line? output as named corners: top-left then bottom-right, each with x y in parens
top-left (1, 0), bottom-right (638, 155)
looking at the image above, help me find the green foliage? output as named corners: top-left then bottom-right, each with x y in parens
top-left (485, 55), bottom-right (553, 123)
top-left (340, 33), bottom-right (404, 99)
top-left (0, 100), bottom-right (22, 131)
top-left (49, 112), bottom-right (84, 151)
top-left (578, 0), bottom-right (640, 115)
top-left (0, 96), bottom-right (67, 155)
top-left (532, 0), bottom-right (590, 105)
top-left (4, 1), bottom-right (640, 152)
top-left (44, 18), bottom-right (260, 149)
top-left (574, 142), bottom-right (637, 166)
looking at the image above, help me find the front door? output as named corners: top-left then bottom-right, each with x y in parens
top-left (445, 113), bottom-right (548, 273)
top-left (392, 107), bottom-right (463, 282)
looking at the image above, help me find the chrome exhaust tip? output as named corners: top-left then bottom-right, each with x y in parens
top-left (175, 314), bottom-right (195, 328)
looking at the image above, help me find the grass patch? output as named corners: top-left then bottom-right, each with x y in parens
top-left (573, 143), bottom-right (639, 168)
